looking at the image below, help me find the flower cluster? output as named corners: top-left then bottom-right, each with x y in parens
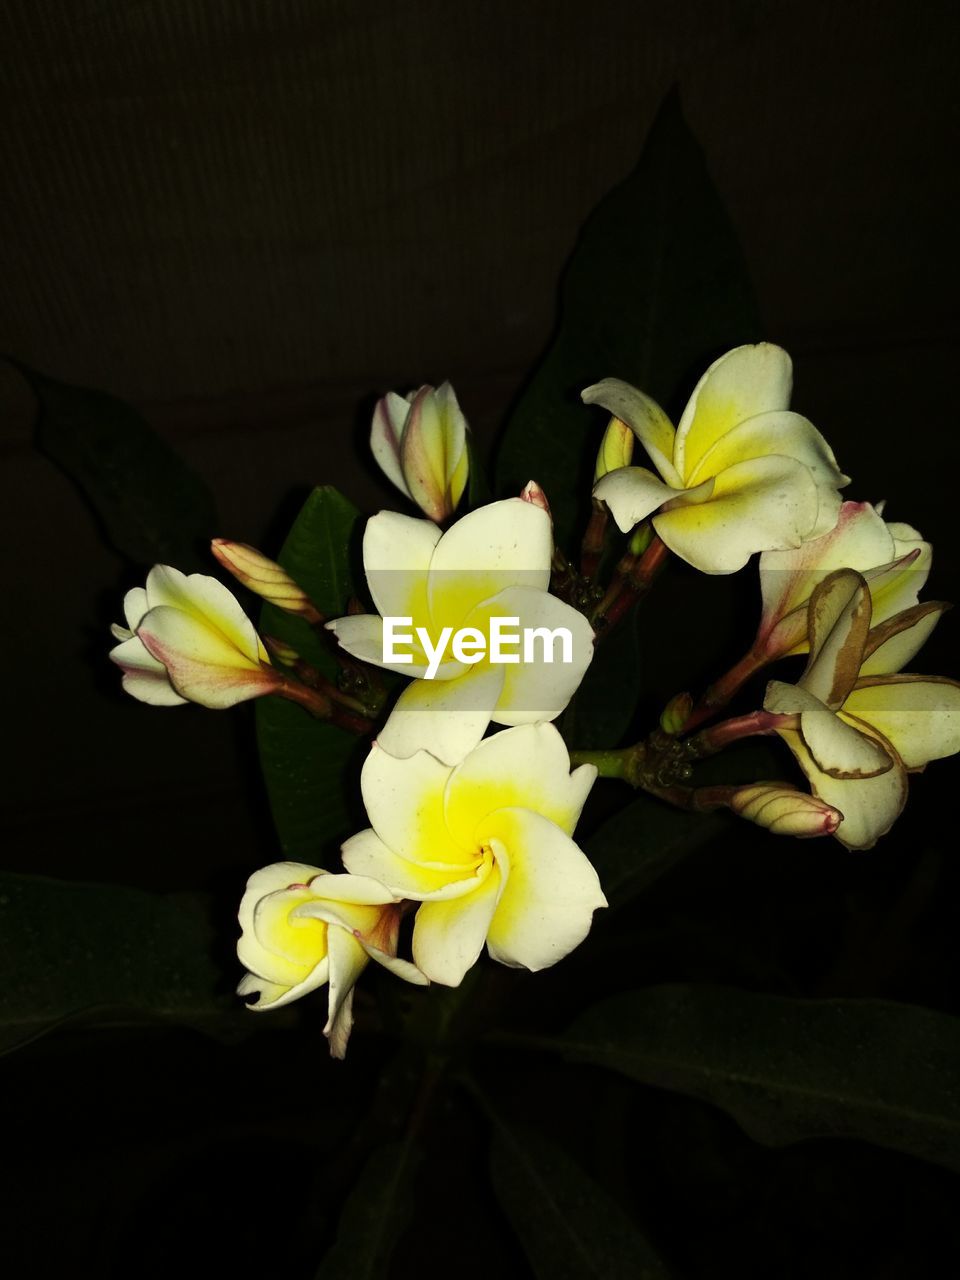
top-left (108, 342), bottom-right (960, 1055)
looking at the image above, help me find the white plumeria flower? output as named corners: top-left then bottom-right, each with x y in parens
top-left (764, 570), bottom-right (959, 849)
top-left (586, 343), bottom-right (849, 574)
top-left (327, 498), bottom-right (595, 765)
top-left (756, 501), bottom-right (930, 659)
top-left (109, 565), bottom-right (281, 709)
top-left (341, 723), bottom-right (607, 987)
top-left (371, 382), bottom-right (469, 522)
top-left (237, 862), bottom-right (427, 1059)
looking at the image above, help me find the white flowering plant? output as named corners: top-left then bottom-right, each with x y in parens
top-left (13, 95), bottom-right (960, 1277)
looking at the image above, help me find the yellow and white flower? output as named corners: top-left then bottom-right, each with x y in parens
top-left (371, 382), bottom-right (469, 522)
top-left (327, 498), bottom-right (595, 764)
top-left (587, 344), bottom-right (848, 574)
top-left (764, 569), bottom-right (959, 849)
top-left (341, 723), bottom-right (606, 986)
top-left (756, 501), bottom-right (930, 658)
top-left (109, 564), bottom-right (281, 708)
top-left (237, 862), bottom-right (427, 1058)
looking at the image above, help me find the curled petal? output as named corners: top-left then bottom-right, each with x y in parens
top-left (341, 827), bottom-right (487, 901)
top-left (412, 854), bottom-right (504, 986)
top-left (582, 379), bottom-right (680, 486)
top-left (593, 466), bottom-right (688, 534)
top-left (859, 601), bottom-right (949, 677)
top-left (323, 927), bottom-right (369, 1059)
top-left (802, 570), bottom-right (872, 708)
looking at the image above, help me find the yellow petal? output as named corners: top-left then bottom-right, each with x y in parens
top-left (843, 676), bottom-right (960, 770)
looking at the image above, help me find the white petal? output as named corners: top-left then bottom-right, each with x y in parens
top-left (581, 379), bottom-right (681, 486)
top-left (362, 511), bottom-right (441, 628)
top-left (775, 724), bottom-right (907, 851)
top-left (122, 586), bottom-right (149, 631)
top-left (326, 612), bottom-right (442, 678)
top-left (109, 634), bottom-right (187, 706)
top-left (758, 501), bottom-right (894, 647)
top-left (360, 742), bottom-right (464, 863)
top-left (239, 861), bottom-right (324, 936)
top-left (474, 586), bottom-right (595, 727)
top-left (479, 814), bottom-right (607, 971)
top-left (144, 565), bottom-right (265, 663)
top-left (426, 499), bottom-right (551, 630)
top-left (843, 676), bottom-right (960, 770)
top-left (375, 663), bottom-right (505, 765)
top-left (674, 343), bottom-right (793, 483)
top-left (592, 466), bottom-right (684, 533)
top-left (445, 723), bottom-right (596, 849)
top-left (653, 455), bottom-right (819, 574)
top-left (237, 958), bottom-right (331, 1011)
top-left (859, 602), bottom-right (947, 677)
top-left (411, 858), bottom-right (504, 986)
top-left (370, 391), bottom-right (413, 498)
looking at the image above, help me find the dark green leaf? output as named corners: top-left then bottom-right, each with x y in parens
top-left (587, 795), bottom-right (725, 911)
top-left (21, 362), bottom-right (217, 568)
top-left (0, 869), bottom-right (245, 1053)
top-left (496, 89), bottom-right (761, 550)
top-left (255, 486), bottom-right (365, 860)
top-left (315, 1139), bottom-right (421, 1280)
top-left (489, 1119), bottom-right (670, 1280)
top-left (563, 985), bottom-right (960, 1173)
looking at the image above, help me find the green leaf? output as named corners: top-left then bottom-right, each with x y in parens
top-left (21, 362), bottom-right (217, 568)
top-left (562, 985), bottom-right (960, 1173)
top-left (0, 869), bottom-right (244, 1053)
top-left (315, 1139), bottom-right (421, 1280)
top-left (586, 795), bottom-right (725, 911)
top-left (489, 1119), bottom-right (670, 1280)
top-left (496, 89), bottom-right (761, 550)
top-left (255, 486), bottom-right (365, 860)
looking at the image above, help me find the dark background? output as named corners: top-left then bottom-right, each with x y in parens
top-left (1, 2), bottom-right (958, 1276)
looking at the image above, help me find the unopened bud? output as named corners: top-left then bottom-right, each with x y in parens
top-left (371, 382), bottom-right (469, 522)
top-left (628, 523), bottom-right (654, 557)
top-left (520, 480), bottom-right (551, 517)
top-left (728, 783), bottom-right (842, 838)
top-left (660, 692), bottom-right (693, 735)
top-left (593, 417), bottom-right (634, 484)
top-left (263, 635), bottom-right (301, 666)
top-left (211, 540), bottom-right (322, 622)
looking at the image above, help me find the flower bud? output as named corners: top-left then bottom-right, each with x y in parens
top-left (370, 381), bottom-right (469, 522)
top-left (520, 479), bottom-right (551, 516)
top-left (210, 539), bottom-right (321, 622)
top-left (109, 565), bottom-right (282, 709)
top-left (728, 783), bottom-right (842, 838)
top-left (660, 692), bottom-right (693, 735)
top-left (593, 416), bottom-right (634, 484)
top-left (236, 862), bottom-right (426, 1058)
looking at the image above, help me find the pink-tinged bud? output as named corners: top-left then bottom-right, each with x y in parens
top-left (262, 635), bottom-right (301, 666)
top-left (520, 479), bottom-right (551, 517)
top-left (593, 416), bottom-right (634, 484)
top-left (728, 783), bottom-right (842, 838)
top-left (210, 539), bottom-right (322, 622)
top-left (370, 382), bottom-right (469, 522)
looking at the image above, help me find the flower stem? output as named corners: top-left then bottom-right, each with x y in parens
top-left (591, 534), bottom-right (669, 640)
top-left (275, 675), bottom-right (375, 734)
top-left (685, 708), bottom-right (796, 757)
top-left (678, 643), bottom-right (772, 734)
top-left (579, 499), bottom-right (609, 579)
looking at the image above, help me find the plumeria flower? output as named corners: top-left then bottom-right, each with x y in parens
top-left (109, 565), bottom-right (282, 708)
top-left (756, 501), bottom-right (930, 660)
top-left (341, 723), bottom-right (607, 986)
top-left (327, 497), bottom-right (595, 764)
top-left (764, 569), bottom-right (959, 849)
top-left (371, 382), bottom-right (469, 522)
top-left (586, 343), bottom-right (849, 574)
top-left (237, 862), bottom-right (427, 1059)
